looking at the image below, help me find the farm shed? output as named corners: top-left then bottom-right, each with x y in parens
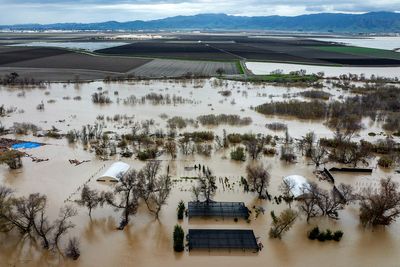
top-left (188, 201), bottom-right (250, 219)
top-left (188, 229), bottom-right (259, 252)
top-left (97, 161), bottom-right (130, 182)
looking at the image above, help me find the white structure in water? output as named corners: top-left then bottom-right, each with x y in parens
top-left (97, 162), bottom-right (130, 182)
top-left (283, 175), bottom-right (309, 198)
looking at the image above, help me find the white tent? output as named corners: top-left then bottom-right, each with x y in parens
top-left (97, 162), bottom-right (130, 182)
top-left (283, 175), bottom-right (309, 198)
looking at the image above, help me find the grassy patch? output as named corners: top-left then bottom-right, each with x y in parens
top-left (250, 73), bottom-right (320, 83)
top-left (312, 46), bottom-right (400, 60)
top-left (236, 61), bottom-right (245, 75)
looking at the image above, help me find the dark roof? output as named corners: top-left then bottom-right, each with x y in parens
top-left (329, 167), bottom-right (372, 173)
top-left (188, 229), bottom-right (259, 251)
top-left (188, 201), bottom-right (249, 218)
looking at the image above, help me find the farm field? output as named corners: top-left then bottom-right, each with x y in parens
top-left (129, 59), bottom-right (240, 77)
top-left (95, 35), bottom-right (400, 66)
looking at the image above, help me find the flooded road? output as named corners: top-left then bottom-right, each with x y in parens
top-left (0, 79), bottom-right (399, 267)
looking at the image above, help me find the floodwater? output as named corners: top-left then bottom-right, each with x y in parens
top-left (311, 36), bottom-right (400, 52)
top-left (246, 61), bottom-right (400, 79)
top-left (0, 79), bottom-right (399, 267)
top-left (8, 42), bottom-right (129, 52)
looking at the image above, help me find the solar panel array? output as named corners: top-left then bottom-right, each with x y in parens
top-left (188, 201), bottom-right (250, 218)
top-left (188, 229), bottom-right (258, 251)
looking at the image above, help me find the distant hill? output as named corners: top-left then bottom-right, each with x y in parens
top-left (1, 12), bottom-right (400, 33)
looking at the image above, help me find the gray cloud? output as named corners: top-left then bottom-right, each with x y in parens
top-left (0, 0), bottom-right (399, 24)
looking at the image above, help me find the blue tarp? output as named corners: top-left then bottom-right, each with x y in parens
top-left (11, 142), bottom-right (42, 149)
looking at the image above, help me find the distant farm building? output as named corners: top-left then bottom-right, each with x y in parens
top-left (97, 161), bottom-right (130, 182)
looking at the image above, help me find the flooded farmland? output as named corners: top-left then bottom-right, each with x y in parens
top-left (0, 78), bottom-right (400, 267)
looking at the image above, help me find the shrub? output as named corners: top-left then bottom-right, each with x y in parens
top-left (197, 114), bottom-right (252, 126)
top-left (317, 232), bottom-right (326, 242)
top-left (137, 148), bottom-right (157, 161)
top-left (333, 231), bottom-right (344, 241)
top-left (173, 225), bottom-right (185, 252)
top-left (182, 131), bottom-right (214, 142)
top-left (230, 146), bottom-right (246, 161)
top-left (92, 92), bottom-right (111, 104)
top-left (177, 201), bottom-right (185, 220)
top-left (378, 156), bottom-right (394, 168)
top-left (308, 227), bottom-right (320, 240)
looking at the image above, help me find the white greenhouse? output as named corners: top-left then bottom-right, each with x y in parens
top-left (97, 162), bottom-right (130, 182)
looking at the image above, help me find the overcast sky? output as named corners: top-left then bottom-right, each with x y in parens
top-left (0, 0), bottom-right (399, 24)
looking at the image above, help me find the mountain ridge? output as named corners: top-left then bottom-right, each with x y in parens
top-left (1, 12), bottom-right (399, 33)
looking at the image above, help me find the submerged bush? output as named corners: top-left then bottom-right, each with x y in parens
top-left (197, 114), bottom-right (252, 126)
top-left (378, 156), bottom-right (394, 168)
top-left (308, 227), bottom-right (320, 240)
top-left (92, 92), bottom-right (111, 104)
top-left (137, 148), bottom-right (157, 161)
top-left (230, 146), bottom-right (246, 161)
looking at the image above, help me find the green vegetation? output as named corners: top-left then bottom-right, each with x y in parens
top-left (230, 146), bottom-right (246, 161)
top-left (182, 131), bottom-right (214, 142)
top-left (137, 148), bottom-right (157, 161)
top-left (313, 45), bottom-right (400, 60)
top-left (250, 73), bottom-right (320, 83)
top-left (236, 61), bottom-right (245, 75)
top-left (177, 200), bottom-right (185, 220)
top-left (173, 225), bottom-right (185, 252)
top-left (378, 156), bottom-right (394, 168)
top-left (197, 114), bottom-right (252, 126)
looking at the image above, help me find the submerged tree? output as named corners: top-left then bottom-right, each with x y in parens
top-left (246, 163), bottom-right (270, 199)
top-left (102, 169), bottom-right (140, 230)
top-left (269, 209), bottom-right (298, 239)
top-left (0, 186), bottom-right (76, 250)
top-left (65, 237), bottom-right (80, 260)
top-left (359, 177), bottom-right (400, 227)
top-left (297, 182), bottom-right (354, 222)
top-left (0, 150), bottom-right (24, 169)
top-left (76, 185), bottom-right (100, 219)
top-left (279, 178), bottom-right (296, 208)
top-left (196, 167), bottom-right (217, 203)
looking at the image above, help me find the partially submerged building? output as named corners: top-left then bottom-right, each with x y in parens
top-left (97, 161), bottom-right (130, 182)
top-left (188, 229), bottom-right (259, 252)
top-left (187, 201), bottom-right (250, 219)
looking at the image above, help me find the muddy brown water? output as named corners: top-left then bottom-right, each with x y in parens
top-left (0, 79), bottom-right (399, 267)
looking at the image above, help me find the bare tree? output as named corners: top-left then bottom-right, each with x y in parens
top-left (52, 206), bottom-right (77, 249)
top-left (279, 178), bottom-right (295, 208)
top-left (246, 163), bottom-right (270, 199)
top-left (164, 140), bottom-right (177, 159)
top-left (297, 183), bottom-right (320, 222)
top-left (196, 168), bottom-right (217, 203)
top-left (102, 169), bottom-right (140, 230)
top-left (269, 209), bottom-right (298, 239)
top-left (359, 177), bottom-right (400, 227)
top-left (0, 186), bottom-right (76, 250)
top-left (245, 138), bottom-right (265, 160)
top-left (144, 174), bottom-right (172, 219)
top-left (310, 142), bottom-right (328, 168)
top-left (297, 182), bottom-right (351, 222)
top-left (76, 185), bottom-right (100, 219)
top-left (191, 185), bottom-right (201, 202)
